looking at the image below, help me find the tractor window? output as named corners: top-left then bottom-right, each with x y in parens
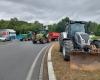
top-left (70, 23), bottom-right (85, 37)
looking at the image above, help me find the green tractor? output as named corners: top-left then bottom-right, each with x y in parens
top-left (32, 30), bottom-right (49, 44)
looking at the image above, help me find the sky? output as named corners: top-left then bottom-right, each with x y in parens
top-left (0, 0), bottom-right (100, 24)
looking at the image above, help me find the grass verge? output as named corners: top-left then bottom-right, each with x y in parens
top-left (51, 42), bottom-right (100, 80)
top-left (43, 48), bottom-right (49, 80)
top-left (51, 42), bottom-right (70, 80)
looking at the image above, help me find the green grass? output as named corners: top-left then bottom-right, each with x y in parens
top-left (96, 36), bottom-right (100, 39)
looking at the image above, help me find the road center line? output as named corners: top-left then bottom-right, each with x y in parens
top-left (26, 45), bottom-right (49, 80)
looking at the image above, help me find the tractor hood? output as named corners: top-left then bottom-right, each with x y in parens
top-left (75, 32), bottom-right (90, 48)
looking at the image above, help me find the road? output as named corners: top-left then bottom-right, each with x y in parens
top-left (0, 41), bottom-right (49, 80)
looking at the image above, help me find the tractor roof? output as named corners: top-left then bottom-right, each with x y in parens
top-left (70, 21), bottom-right (86, 24)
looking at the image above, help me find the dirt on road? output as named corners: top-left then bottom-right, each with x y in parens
top-left (52, 42), bottom-right (100, 80)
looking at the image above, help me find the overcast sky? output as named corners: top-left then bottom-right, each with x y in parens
top-left (0, 0), bottom-right (100, 24)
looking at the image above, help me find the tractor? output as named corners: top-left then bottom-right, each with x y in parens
top-left (32, 30), bottom-right (49, 44)
top-left (59, 21), bottom-right (100, 61)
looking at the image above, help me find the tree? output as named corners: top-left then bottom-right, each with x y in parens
top-left (0, 17), bottom-right (99, 36)
top-left (8, 17), bottom-right (18, 29)
top-left (48, 17), bottom-right (70, 32)
top-left (56, 17), bottom-right (70, 32)
top-left (31, 21), bottom-right (43, 32)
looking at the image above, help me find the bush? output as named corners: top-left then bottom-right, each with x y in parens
top-left (95, 32), bottom-right (100, 36)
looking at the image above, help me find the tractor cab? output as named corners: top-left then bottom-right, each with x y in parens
top-left (66, 21), bottom-right (91, 49)
top-left (66, 21), bottom-right (86, 38)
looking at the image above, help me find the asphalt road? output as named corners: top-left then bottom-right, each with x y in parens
top-left (0, 41), bottom-right (49, 80)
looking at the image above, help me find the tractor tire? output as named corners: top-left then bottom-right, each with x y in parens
top-left (41, 39), bottom-right (46, 44)
top-left (42, 40), bottom-right (46, 44)
top-left (60, 45), bottom-right (62, 52)
top-left (62, 40), bottom-right (73, 61)
top-left (32, 40), bottom-right (36, 44)
top-left (94, 40), bottom-right (100, 48)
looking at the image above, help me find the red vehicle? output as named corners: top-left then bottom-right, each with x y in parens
top-left (48, 32), bottom-right (60, 41)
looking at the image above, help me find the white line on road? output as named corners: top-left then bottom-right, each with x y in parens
top-left (39, 46), bottom-right (49, 80)
top-left (26, 45), bottom-right (48, 80)
top-left (47, 45), bottom-right (56, 80)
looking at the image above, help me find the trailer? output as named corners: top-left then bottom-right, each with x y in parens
top-left (48, 32), bottom-right (60, 41)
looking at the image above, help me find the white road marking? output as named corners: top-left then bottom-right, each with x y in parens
top-left (26, 45), bottom-right (48, 80)
top-left (47, 45), bottom-right (56, 80)
top-left (39, 46), bottom-right (49, 80)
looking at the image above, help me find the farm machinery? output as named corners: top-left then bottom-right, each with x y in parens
top-left (32, 28), bottom-right (60, 44)
top-left (59, 21), bottom-right (100, 61)
top-left (32, 30), bottom-right (49, 44)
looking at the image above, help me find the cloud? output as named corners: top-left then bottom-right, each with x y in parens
top-left (0, 0), bottom-right (100, 24)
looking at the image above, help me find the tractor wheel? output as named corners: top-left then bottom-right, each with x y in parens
top-left (42, 40), bottom-right (46, 44)
top-left (92, 40), bottom-right (100, 48)
top-left (94, 40), bottom-right (100, 48)
top-left (41, 39), bottom-right (46, 44)
top-left (32, 40), bottom-right (36, 44)
top-left (60, 45), bottom-right (62, 52)
top-left (63, 45), bottom-right (70, 61)
top-left (62, 40), bottom-right (73, 61)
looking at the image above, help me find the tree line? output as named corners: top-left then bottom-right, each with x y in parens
top-left (48, 17), bottom-right (100, 36)
top-left (0, 17), bottom-right (99, 36)
top-left (0, 18), bottom-right (43, 34)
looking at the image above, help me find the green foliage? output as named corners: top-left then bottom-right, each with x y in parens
top-left (87, 21), bottom-right (100, 36)
top-left (48, 17), bottom-right (69, 32)
top-left (0, 17), bottom-right (99, 36)
top-left (56, 17), bottom-right (69, 32)
top-left (48, 24), bottom-right (57, 32)
top-left (0, 18), bottom-right (43, 34)
top-left (48, 17), bottom-right (100, 36)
